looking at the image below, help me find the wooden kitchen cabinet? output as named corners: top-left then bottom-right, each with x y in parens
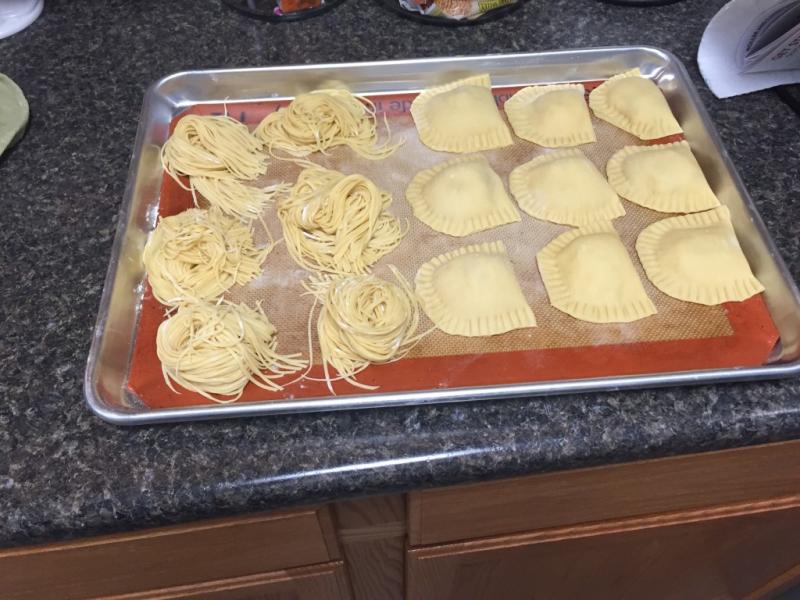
top-left (404, 440), bottom-right (800, 600)
top-left (406, 500), bottom-right (800, 600)
top-left (407, 440), bottom-right (800, 546)
top-left (0, 506), bottom-right (345, 600)
top-left (5, 441), bottom-right (800, 599)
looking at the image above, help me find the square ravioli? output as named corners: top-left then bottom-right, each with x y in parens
top-left (405, 155), bottom-right (521, 237)
top-left (504, 84), bottom-right (596, 147)
top-left (415, 241), bottom-right (536, 337)
top-left (410, 74), bottom-right (513, 153)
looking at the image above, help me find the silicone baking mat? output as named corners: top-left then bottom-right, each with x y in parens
top-left (128, 85), bottom-right (780, 408)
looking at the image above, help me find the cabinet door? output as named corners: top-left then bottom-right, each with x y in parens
top-left (107, 561), bottom-right (352, 600)
top-left (0, 508), bottom-right (341, 600)
top-left (408, 440), bottom-right (800, 546)
top-left (407, 502), bottom-right (800, 600)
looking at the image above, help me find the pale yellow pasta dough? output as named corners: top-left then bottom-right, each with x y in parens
top-left (142, 208), bottom-right (270, 306)
top-left (410, 74), bottom-right (513, 153)
top-left (636, 206), bottom-right (764, 305)
top-left (304, 266), bottom-right (425, 393)
top-left (254, 88), bottom-right (400, 160)
top-left (415, 241), bottom-right (536, 337)
top-left (509, 148), bottom-right (625, 226)
top-left (156, 300), bottom-right (307, 403)
top-left (606, 141), bottom-right (720, 213)
top-left (405, 155), bottom-right (520, 237)
top-left (278, 166), bottom-right (406, 275)
top-left (537, 222), bottom-right (657, 323)
top-left (589, 69), bottom-right (682, 140)
top-left (504, 84), bottom-right (596, 147)
top-left (161, 114), bottom-right (267, 185)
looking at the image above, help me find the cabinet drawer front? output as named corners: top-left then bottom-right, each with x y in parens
top-left (409, 440), bottom-right (800, 546)
top-left (0, 508), bottom-right (338, 600)
top-left (407, 502), bottom-right (800, 600)
top-left (105, 561), bottom-right (352, 600)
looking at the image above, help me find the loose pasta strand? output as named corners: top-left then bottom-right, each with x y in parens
top-left (161, 114), bottom-right (267, 186)
top-left (190, 176), bottom-right (290, 222)
top-left (254, 89), bottom-right (402, 160)
top-left (303, 266), bottom-right (428, 394)
top-left (156, 300), bottom-right (307, 403)
top-left (278, 165), bottom-right (406, 275)
top-left (142, 208), bottom-right (271, 306)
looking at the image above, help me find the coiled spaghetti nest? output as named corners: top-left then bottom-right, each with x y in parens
top-left (254, 89), bottom-right (400, 159)
top-left (161, 114), bottom-right (267, 183)
top-left (277, 166), bottom-right (406, 275)
top-left (304, 266), bottom-right (424, 392)
top-left (142, 208), bottom-right (269, 305)
top-left (156, 300), bottom-right (307, 402)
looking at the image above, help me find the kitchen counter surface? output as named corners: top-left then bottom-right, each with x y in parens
top-left (1, 0), bottom-right (799, 549)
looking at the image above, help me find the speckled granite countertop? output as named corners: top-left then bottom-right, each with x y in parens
top-left (1, 0), bottom-right (799, 550)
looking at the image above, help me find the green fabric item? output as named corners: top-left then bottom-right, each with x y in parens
top-left (0, 73), bottom-right (29, 156)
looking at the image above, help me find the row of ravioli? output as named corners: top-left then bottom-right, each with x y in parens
top-left (415, 205), bottom-right (762, 337)
top-left (408, 141), bottom-right (719, 234)
top-left (411, 68), bottom-right (682, 153)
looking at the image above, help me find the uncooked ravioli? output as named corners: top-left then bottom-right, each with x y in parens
top-left (607, 141), bottom-right (720, 213)
top-left (636, 206), bottom-right (764, 305)
top-left (509, 149), bottom-right (625, 226)
top-left (415, 241), bottom-right (536, 337)
top-left (405, 155), bottom-right (520, 237)
top-left (410, 74), bottom-right (513, 153)
top-left (589, 69), bottom-right (682, 140)
top-left (504, 84), bottom-right (596, 147)
top-left (537, 222), bottom-right (657, 323)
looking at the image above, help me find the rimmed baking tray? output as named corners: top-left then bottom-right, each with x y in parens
top-left (85, 47), bottom-right (800, 425)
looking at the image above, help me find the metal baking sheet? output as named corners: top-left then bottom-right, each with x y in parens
top-left (85, 47), bottom-right (800, 425)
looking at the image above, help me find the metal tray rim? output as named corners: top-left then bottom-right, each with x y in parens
top-left (87, 363), bottom-right (800, 426)
top-left (85, 46), bottom-right (800, 425)
top-left (153, 45), bottom-right (671, 85)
